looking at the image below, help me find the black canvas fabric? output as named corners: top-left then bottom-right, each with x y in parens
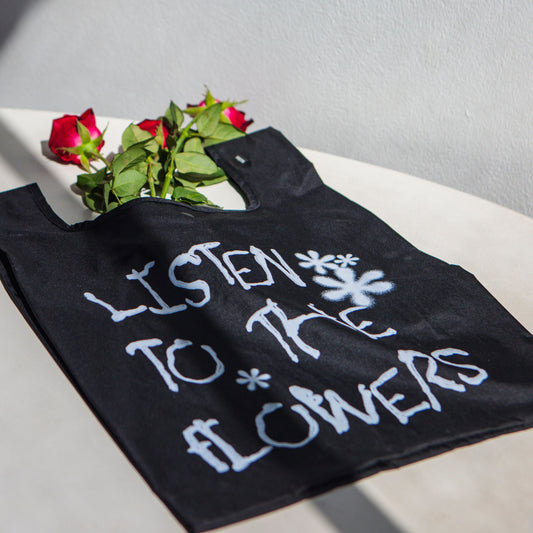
top-left (0, 127), bottom-right (532, 532)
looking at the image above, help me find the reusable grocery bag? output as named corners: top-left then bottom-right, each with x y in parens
top-left (0, 128), bottom-right (532, 532)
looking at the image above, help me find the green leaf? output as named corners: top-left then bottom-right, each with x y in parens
top-left (122, 124), bottom-right (153, 151)
top-left (150, 161), bottom-right (163, 184)
top-left (183, 137), bottom-right (205, 153)
top-left (79, 154), bottom-right (91, 172)
top-left (178, 167), bottom-right (226, 184)
top-left (196, 103), bottom-right (221, 137)
top-left (164, 101), bottom-right (183, 129)
top-left (137, 137), bottom-right (160, 155)
top-left (91, 125), bottom-right (107, 149)
top-left (113, 169), bottom-right (147, 196)
top-left (203, 123), bottom-right (245, 146)
top-left (124, 136), bottom-right (158, 155)
top-left (175, 177), bottom-right (198, 188)
top-left (76, 168), bottom-right (107, 192)
top-left (84, 189), bottom-right (105, 213)
top-left (76, 120), bottom-right (92, 144)
top-left (204, 89), bottom-right (216, 107)
top-left (196, 174), bottom-right (228, 187)
top-left (60, 145), bottom-right (83, 155)
top-left (154, 122), bottom-right (166, 149)
top-left (183, 105), bottom-right (204, 116)
top-left (221, 99), bottom-right (246, 111)
top-left (103, 181), bottom-right (112, 207)
top-left (165, 134), bottom-right (177, 152)
top-left (172, 186), bottom-right (214, 206)
top-left (111, 146), bottom-right (147, 175)
top-left (134, 160), bottom-right (149, 175)
top-left (174, 151), bottom-right (218, 175)
top-left (119, 195), bottom-right (139, 204)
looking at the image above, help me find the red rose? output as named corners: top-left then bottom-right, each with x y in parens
top-left (191, 99), bottom-right (253, 132)
top-left (221, 105), bottom-right (253, 132)
top-left (48, 108), bottom-right (104, 166)
top-left (136, 118), bottom-right (170, 147)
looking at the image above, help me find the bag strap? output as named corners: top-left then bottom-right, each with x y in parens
top-left (0, 183), bottom-right (62, 234)
top-left (205, 127), bottom-right (323, 210)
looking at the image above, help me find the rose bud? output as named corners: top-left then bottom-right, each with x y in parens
top-left (221, 105), bottom-right (253, 132)
top-left (136, 118), bottom-right (170, 147)
top-left (48, 108), bottom-right (105, 169)
top-left (189, 99), bottom-right (253, 132)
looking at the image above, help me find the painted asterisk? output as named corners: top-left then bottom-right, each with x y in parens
top-left (236, 368), bottom-right (271, 391)
top-left (333, 253), bottom-right (360, 268)
top-left (313, 267), bottom-right (394, 307)
top-left (295, 250), bottom-right (337, 274)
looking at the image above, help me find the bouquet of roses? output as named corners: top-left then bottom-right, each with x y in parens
top-left (47, 90), bottom-right (252, 213)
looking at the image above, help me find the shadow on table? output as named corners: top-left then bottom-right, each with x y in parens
top-left (314, 484), bottom-right (406, 533)
top-left (0, 116), bottom-right (89, 222)
top-left (0, 115), bottom-right (57, 185)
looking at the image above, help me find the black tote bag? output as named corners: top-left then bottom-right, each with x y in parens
top-left (0, 127), bottom-right (532, 532)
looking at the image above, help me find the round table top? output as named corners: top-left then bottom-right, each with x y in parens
top-left (0, 108), bottom-right (532, 533)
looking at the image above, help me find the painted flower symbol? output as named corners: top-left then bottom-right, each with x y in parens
top-left (236, 368), bottom-right (271, 391)
top-left (313, 267), bottom-right (394, 307)
top-left (333, 253), bottom-right (360, 268)
top-left (295, 250), bottom-right (337, 274)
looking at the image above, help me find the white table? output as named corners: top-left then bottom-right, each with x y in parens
top-left (0, 108), bottom-right (532, 533)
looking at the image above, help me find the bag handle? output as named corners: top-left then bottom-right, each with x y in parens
top-left (205, 127), bottom-right (323, 210)
top-left (0, 183), bottom-right (68, 234)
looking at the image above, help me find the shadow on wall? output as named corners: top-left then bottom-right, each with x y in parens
top-left (0, 0), bottom-right (40, 50)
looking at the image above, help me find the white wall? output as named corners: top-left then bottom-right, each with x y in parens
top-left (0, 0), bottom-right (531, 216)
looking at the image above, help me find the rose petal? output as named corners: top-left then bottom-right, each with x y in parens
top-left (223, 106), bottom-right (253, 132)
top-left (137, 118), bottom-right (169, 147)
top-left (49, 114), bottom-right (82, 163)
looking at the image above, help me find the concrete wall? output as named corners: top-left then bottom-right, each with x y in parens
top-left (0, 0), bottom-right (531, 216)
